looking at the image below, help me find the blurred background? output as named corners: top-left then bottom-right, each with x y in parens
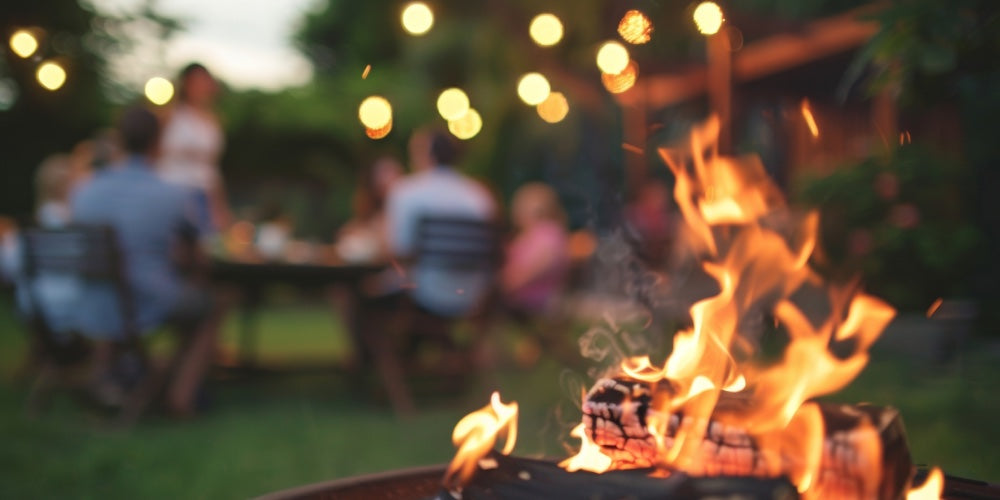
top-left (1, 0), bottom-right (999, 497)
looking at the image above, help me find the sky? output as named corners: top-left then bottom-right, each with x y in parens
top-left (89, 0), bottom-right (319, 91)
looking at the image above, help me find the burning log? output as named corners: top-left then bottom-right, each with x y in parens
top-left (581, 376), bottom-right (912, 500)
top-left (432, 451), bottom-right (799, 500)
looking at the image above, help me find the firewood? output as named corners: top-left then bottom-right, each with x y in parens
top-left (582, 377), bottom-right (912, 499)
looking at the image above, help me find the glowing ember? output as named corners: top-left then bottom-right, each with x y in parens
top-left (444, 392), bottom-right (518, 489)
top-left (601, 60), bottom-right (638, 94)
top-left (596, 41), bottom-right (630, 75)
top-left (529, 13), bottom-right (563, 47)
top-left (801, 99), bottom-right (820, 138)
top-left (536, 91), bottom-right (569, 123)
top-left (693, 1), bottom-right (725, 36)
top-left (618, 10), bottom-right (653, 45)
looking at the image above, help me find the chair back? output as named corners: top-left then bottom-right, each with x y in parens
top-left (21, 225), bottom-right (139, 342)
top-left (414, 216), bottom-right (501, 271)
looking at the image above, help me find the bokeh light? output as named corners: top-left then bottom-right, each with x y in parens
top-left (9, 30), bottom-right (38, 58)
top-left (358, 96), bottom-right (392, 129)
top-left (529, 13), bottom-right (563, 47)
top-left (366, 119), bottom-right (393, 139)
top-left (401, 2), bottom-right (434, 36)
top-left (693, 1), bottom-right (724, 35)
top-left (596, 41), bottom-right (630, 75)
top-left (618, 10), bottom-right (653, 45)
top-left (536, 91), bottom-right (569, 123)
top-left (448, 108), bottom-right (482, 140)
top-left (144, 77), bottom-right (174, 105)
top-left (517, 72), bottom-right (551, 105)
top-left (436, 88), bottom-right (470, 121)
top-left (601, 60), bottom-right (638, 94)
top-left (36, 61), bottom-right (66, 91)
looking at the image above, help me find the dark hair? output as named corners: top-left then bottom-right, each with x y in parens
top-left (429, 129), bottom-right (461, 166)
top-left (119, 106), bottom-right (160, 154)
top-left (177, 62), bottom-right (210, 102)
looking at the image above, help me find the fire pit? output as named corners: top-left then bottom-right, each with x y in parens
top-left (265, 109), bottom-right (995, 499)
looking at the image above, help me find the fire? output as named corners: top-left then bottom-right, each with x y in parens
top-left (559, 423), bottom-right (613, 473)
top-left (556, 115), bottom-right (896, 497)
top-left (907, 467), bottom-right (944, 500)
top-left (443, 392), bottom-right (518, 489)
top-left (801, 98), bottom-right (820, 138)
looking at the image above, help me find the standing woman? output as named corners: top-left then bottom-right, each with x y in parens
top-left (159, 63), bottom-right (232, 233)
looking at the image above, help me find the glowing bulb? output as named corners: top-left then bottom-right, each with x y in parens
top-left (366, 119), bottom-right (392, 140)
top-left (596, 41), bottom-right (629, 75)
top-left (517, 72), bottom-right (550, 106)
top-left (144, 77), bottom-right (174, 105)
top-left (601, 60), bottom-right (638, 94)
top-left (536, 91), bottom-right (569, 123)
top-left (618, 10), bottom-right (653, 44)
top-left (401, 2), bottom-right (434, 35)
top-left (10, 30), bottom-right (38, 58)
top-left (448, 108), bottom-right (482, 140)
top-left (437, 88), bottom-right (470, 121)
top-left (529, 13), bottom-right (563, 47)
top-left (36, 61), bottom-right (66, 91)
top-left (693, 1), bottom-right (724, 35)
top-left (358, 96), bottom-right (392, 129)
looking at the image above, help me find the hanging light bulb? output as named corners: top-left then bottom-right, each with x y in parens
top-left (596, 41), bottom-right (630, 75)
top-left (529, 13), bottom-right (563, 47)
top-left (517, 73), bottom-right (551, 106)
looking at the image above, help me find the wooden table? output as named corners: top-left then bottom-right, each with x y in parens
top-left (210, 258), bottom-right (386, 367)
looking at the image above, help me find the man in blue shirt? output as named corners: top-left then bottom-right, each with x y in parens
top-left (72, 106), bottom-right (218, 416)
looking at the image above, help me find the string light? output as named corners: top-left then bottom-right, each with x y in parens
top-left (366, 120), bottom-right (392, 139)
top-left (9, 30), bottom-right (38, 58)
top-left (529, 13), bottom-right (563, 47)
top-left (601, 60), bottom-right (638, 94)
top-left (596, 41), bottom-right (630, 75)
top-left (36, 61), bottom-right (66, 91)
top-left (358, 96), bottom-right (392, 129)
top-left (144, 77), bottom-right (174, 105)
top-left (537, 91), bottom-right (569, 123)
top-left (448, 108), bottom-right (482, 140)
top-left (437, 88), bottom-right (470, 121)
top-left (517, 72), bottom-right (551, 105)
top-left (401, 2), bottom-right (434, 35)
top-left (693, 1), bottom-right (724, 36)
top-left (618, 10), bottom-right (653, 44)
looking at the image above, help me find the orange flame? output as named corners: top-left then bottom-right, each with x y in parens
top-left (558, 115), bottom-right (896, 497)
top-left (907, 467), bottom-right (944, 500)
top-left (444, 392), bottom-right (518, 489)
top-left (559, 423), bottom-right (614, 472)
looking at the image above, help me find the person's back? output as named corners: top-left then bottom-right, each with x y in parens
top-left (386, 130), bottom-right (496, 316)
top-left (72, 108), bottom-right (199, 337)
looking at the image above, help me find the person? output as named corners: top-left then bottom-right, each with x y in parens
top-left (336, 156), bottom-right (403, 263)
top-left (158, 63), bottom-right (231, 233)
top-left (502, 182), bottom-right (570, 315)
top-left (34, 154), bottom-right (74, 228)
top-left (384, 128), bottom-right (497, 317)
top-left (72, 105), bottom-right (221, 416)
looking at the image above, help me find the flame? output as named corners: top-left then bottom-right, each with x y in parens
top-left (907, 467), bottom-right (944, 500)
top-left (560, 423), bottom-right (614, 472)
top-left (558, 115), bottom-right (896, 498)
top-left (444, 392), bottom-right (518, 489)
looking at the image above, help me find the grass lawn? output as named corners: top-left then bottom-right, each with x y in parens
top-left (0, 298), bottom-right (998, 498)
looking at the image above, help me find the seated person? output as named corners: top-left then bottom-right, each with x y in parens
top-left (502, 182), bottom-right (570, 315)
top-left (71, 106), bottom-right (220, 416)
top-left (384, 128), bottom-right (497, 317)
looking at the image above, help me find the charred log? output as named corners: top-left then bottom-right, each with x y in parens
top-left (432, 451), bottom-right (798, 500)
top-left (583, 377), bottom-right (912, 499)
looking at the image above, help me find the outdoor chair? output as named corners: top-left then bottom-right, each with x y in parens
top-left (20, 225), bottom-right (160, 425)
top-left (364, 215), bottom-right (502, 415)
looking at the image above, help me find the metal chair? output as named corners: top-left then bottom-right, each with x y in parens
top-left (20, 225), bottom-right (155, 424)
top-left (363, 215), bottom-right (501, 415)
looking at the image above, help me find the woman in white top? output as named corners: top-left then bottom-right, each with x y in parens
top-left (159, 63), bottom-right (231, 233)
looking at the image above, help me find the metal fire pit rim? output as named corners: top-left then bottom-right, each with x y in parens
top-left (253, 463), bottom-right (448, 500)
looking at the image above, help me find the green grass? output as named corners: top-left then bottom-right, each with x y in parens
top-left (0, 299), bottom-right (998, 498)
